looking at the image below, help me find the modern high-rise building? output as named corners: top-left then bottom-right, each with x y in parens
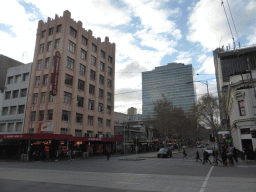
top-left (24, 10), bottom-right (116, 138)
top-left (142, 63), bottom-right (196, 118)
top-left (213, 45), bottom-right (256, 120)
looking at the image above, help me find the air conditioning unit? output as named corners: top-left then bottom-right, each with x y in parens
top-left (99, 134), bottom-right (103, 138)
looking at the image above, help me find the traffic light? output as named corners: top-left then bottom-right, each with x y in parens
top-left (251, 130), bottom-right (256, 138)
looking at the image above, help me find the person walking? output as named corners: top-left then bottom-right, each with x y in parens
top-left (106, 150), bottom-right (110, 160)
top-left (233, 147), bottom-right (238, 162)
top-left (213, 147), bottom-right (222, 164)
top-left (203, 150), bottom-right (212, 165)
top-left (221, 149), bottom-right (228, 166)
top-left (196, 148), bottom-right (202, 162)
top-left (182, 148), bottom-right (188, 160)
top-left (228, 147), bottom-right (234, 165)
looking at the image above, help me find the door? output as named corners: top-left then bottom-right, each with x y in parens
top-left (241, 139), bottom-right (254, 160)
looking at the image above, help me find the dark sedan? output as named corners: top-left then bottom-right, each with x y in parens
top-left (157, 148), bottom-right (172, 158)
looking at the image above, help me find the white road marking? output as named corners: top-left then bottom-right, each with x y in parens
top-left (199, 166), bottom-right (214, 192)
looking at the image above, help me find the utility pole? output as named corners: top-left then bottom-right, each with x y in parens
top-left (67, 99), bottom-right (71, 161)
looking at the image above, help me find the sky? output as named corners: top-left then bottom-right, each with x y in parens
top-left (1, 0), bottom-right (256, 114)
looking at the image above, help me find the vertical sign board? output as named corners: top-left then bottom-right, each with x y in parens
top-left (52, 51), bottom-right (61, 96)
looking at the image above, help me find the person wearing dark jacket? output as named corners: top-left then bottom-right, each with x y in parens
top-left (233, 147), bottom-right (238, 162)
top-left (203, 150), bottom-right (212, 165)
top-left (182, 149), bottom-right (188, 160)
top-left (196, 149), bottom-right (202, 162)
top-left (106, 151), bottom-right (110, 160)
top-left (221, 149), bottom-right (228, 166)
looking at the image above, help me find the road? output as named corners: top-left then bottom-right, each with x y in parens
top-left (0, 147), bottom-right (255, 192)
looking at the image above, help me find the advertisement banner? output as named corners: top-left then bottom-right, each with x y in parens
top-left (52, 51), bottom-right (61, 96)
top-left (38, 122), bottom-right (54, 133)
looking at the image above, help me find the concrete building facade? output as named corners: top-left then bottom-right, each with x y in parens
top-left (24, 10), bottom-right (115, 138)
top-left (142, 63), bottom-right (196, 117)
top-left (0, 64), bottom-right (32, 134)
top-left (127, 107), bottom-right (137, 116)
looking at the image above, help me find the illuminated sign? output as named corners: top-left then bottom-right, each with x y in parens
top-left (52, 51), bottom-right (61, 96)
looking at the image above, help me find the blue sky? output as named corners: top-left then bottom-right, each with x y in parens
top-left (1, 0), bottom-right (256, 113)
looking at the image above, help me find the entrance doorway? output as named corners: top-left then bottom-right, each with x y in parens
top-left (241, 139), bottom-right (254, 160)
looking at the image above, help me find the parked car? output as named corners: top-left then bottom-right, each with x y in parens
top-left (157, 148), bottom-right (172, 158)
top-left (197, 144), bottom-right (204, 148)
top-left (205, 147), bottom-right (213, 156)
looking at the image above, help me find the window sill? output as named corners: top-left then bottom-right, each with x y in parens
top-left (65, 84), bottom-right (73, 88)
top-left (78, 89), bottom-right (84, 92)
top-left (67, 66), bottom-right (74, 71)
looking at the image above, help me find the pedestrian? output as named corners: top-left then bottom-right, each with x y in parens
top-left (106, 150), bottom-right (110, 160)
top-left (233, 147), bottom-right (238, 162)
top-left (202, 150), bottom-right (212, 165)
top-left (196, 148), bottom-right (202, 162)
top-left (221, 149), bottom-right (228, 166)
top-left (182, 148), bottom-right (188, 160)
top-left (228, 147), bottom-right (234, 165)
top-left (214, 148), bottom-right (222, 164)
top-left (254, 148), bottom-right (256, 161)
top-left (55, 150), bottom-right (59, 161)
top-left (89, 148), bottom-right (93, 158)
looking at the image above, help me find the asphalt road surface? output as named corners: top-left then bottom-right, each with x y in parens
top-left (0, 147), bottom-right (255, 192)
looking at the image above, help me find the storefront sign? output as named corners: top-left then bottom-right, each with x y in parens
top-left (3, 134), bottom-right (23, 139)
top-left (88, 138), bottom-right (102, 141)
top-left (38, 122), bottom-right (54, 133)
top-left (52, 51), bottom-right (61, 96)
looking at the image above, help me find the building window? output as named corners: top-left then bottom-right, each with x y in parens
top-left (10, 106), bottom-right (16, 115)
top-left (92, 44), bottom-right (97, 52)
top-left (77, 95), bottom-right (84, 107)
top-left (36, 76), bottom-right (40, 86)
top-left (43, 74), bottom-right (48, 85)
top-left (7, 76), bottom-right (13, 84)
top-left (100, 62), bottom-right (104, 71)
top-left (13, 90), bottom-right (19, 98)
top-left (81, 49), bottom-right (87, 60)
top-left (33, 93), bottom-right (38, 104)
top-left (99, 89), bottom-right (104, 98)
top-left (76, 113), bottom-right (83, 123)
top-left (99, 75), bottom-right (104, 85)
top-left (18, 105), bottom-right (25, 114)
top-left (2, 107), bottom-right (8, 116)
top-left (29, 128), bottom-right (34, 133)
top-left (75, 129), bottom-right (82, 137)
top-left (48, 109), bottom-right (53, 120)
top-left (60, 128), bottom-right (68, 134)
top-left (106, 119), bottom-right (111, 127)
top-left (45, 57), bottom-right (50, 68)
top-left (5, 92), bottom-right (11, 99)
top-left (238, 100), bottom-right (246, 116)
top-left (20, 89), bottom-right (27, 97)
top-left (67, 57), bottom-right (74, 69)
top-left (51, 73), bottom-right (54, 84)
top-left (98, 118), bottom-right (103, 127)
top-left (31, 111), bottom-right (36, 121)
top-left (88, 116), bottom-right (93, 125)
top-left (68, 41), bottom-right (76, 53)
top-left (101, 50), bottom-right (105, 58)
top-left (38, 59), bottom-right (42, 70)
top-left (70, 27), bottom-right (77, 37)
top-left (91, 56), bottom-right (96, 66)
top-left (82, 36), bottom-right (87, 45)
top-left (7, 123), bottom-right (14, 132)
top-left (108, 67), bottom-right (112, 76)
top-left (88, 100), bottom-right (94, 110)
top-left (241, 128), bottom-right (250, 135)
top-left (108, 56), bottom-right (112, 63)
top-left (55, 39), bottom-right (60, 49)
top-left (107, 79), bottom-right (112, 88)
top-left (89, 84), bottom-right (95, 94)
top-left (47, 41), bottom-right (52, 51)
top-left (40, 44), bottom-right (44, 53)
top-left (23, 73), bottom-right (29, 81)
top-left (39, 110), bottom-right (44, 121)
top-left (79, 64), bottom-right (85, 75)
top-left (16, 122), bottom-right (22, 132)
top-left (107, 105), bottom-right (111, 114)
top-left (49, 91), bottom-right (54, 102)
top-left (107, 92), bottom-right (111, 102)
top-left (78, 79), bottom-right (85, 91)
top-left (62, 110), bottom-right (69, 121)
top-left (98, 103), bottom-right (104, 112)
top-left (15, 75), bottom-right (22, 83)
top-left (42, 30), bottom-right (46, 38)
top-left (41, 92), bottom-right (46, 103)
top-left (0, 124), bottom-right (6, 132)
top-left (65, 74), bottom-right (73, 86)
top-left (64, 92), bottom-right (72, 104)
top-left (57, 24), bottom-right (62, 33)
top-left (48, 27), bottom-right (54, 35)
top-left (90, 70), bottom-right (95, 80)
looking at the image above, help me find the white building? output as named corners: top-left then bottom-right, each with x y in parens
top-left (226, 71), bottom-right (256, 159)
top-left (0, 63), bottom-right (32, 134)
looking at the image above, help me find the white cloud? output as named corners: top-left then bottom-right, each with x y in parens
top-left (187, 0), bottom-right (256, 51)
top-left (197, 56), bottom-right (215, 74)
top-left (197, 54), bottom-right (207, 63)
top-left (247, 28), bottom-right (256, 45)
top-left (175, 51), bottom-right (192, 64)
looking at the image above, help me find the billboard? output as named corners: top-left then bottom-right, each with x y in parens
top-left (52, 51), bottom-right (61, 96)
top-left (38, 122), bottom-right (54, 133)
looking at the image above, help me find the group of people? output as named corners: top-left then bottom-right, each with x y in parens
top-left (194, 146), bottom-right (238, 166)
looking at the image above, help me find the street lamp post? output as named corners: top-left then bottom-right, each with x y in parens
top-left (67, 96), bottom-right (76, 161)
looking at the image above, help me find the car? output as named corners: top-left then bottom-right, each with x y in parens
top-left (197, 144), bottom-right (204, 148)
top-left (157, 148), bottom-right (172, 158)
top-left (205, 147), bottom-right (213, 156)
